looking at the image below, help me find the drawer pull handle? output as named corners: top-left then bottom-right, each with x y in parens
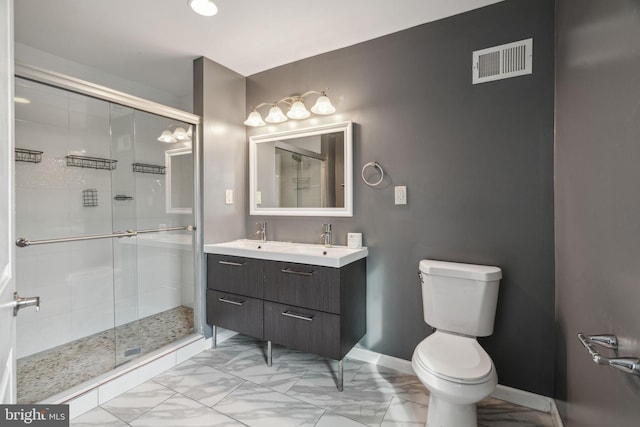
top-left (282, 310), bottom-right (314, 322)
top-left (219, 260), bottom-right (245, 267)
top-left (281, 268), bottom-right (314, 277)
top-left (218, 297), bottom-right (246, 306)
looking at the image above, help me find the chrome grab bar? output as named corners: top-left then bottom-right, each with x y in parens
top-left (16, 225), bottom-right (194, 248)
top-left (578, 333), bottom-right (640, 376)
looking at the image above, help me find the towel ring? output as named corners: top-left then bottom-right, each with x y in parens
top-left (361, 162), bottom-right (384, 187)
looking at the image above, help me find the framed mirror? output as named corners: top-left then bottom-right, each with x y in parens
top-left (250, 121), bottom-right (353, 216)
top-left (165, 147), bottom-right (193, 214)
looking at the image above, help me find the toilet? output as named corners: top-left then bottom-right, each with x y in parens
top-left (412, 259), bottom-right (502, 427)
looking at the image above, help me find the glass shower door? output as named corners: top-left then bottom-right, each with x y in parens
top-left (110, 105), bottom-right (195, 366)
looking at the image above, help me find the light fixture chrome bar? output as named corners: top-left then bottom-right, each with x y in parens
top-left (578, 333), bottom-right (640, 376)
top-left (16, 225), bottom-right (194, 248)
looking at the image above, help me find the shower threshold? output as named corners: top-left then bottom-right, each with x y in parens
top-left (17, 305), bottom-right (194, 404)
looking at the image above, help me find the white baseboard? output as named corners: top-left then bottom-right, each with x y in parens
top-left (346, 344), bottom-right (561, 422)
top-left (550, 399), bottom-right (564, 427)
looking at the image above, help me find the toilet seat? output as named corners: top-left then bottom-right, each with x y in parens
top-left (414, 332), bottom-right (493, 384)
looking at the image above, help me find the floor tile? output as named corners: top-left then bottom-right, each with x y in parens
top-left (478, 397), bottom-right (556, 427)
top-left (353, 364), bottom-right (429, 406)
top-left (380, 397), bottom-right (428, 427)
top-left (153, 359), bottom-right (244, 407)
top-left (70, 406), bottom-right (129, 427)
top-left (102, 380), bottom-right (176, 422)
top-left (214, 381), bottom-right (325, 427)
top-left (129, 394), bottom-right (243, 427)
top-left (287, 370), bottom-right (392, 427)
top-left (314, 412), bottom-right (371, 427)
top-left (219, 350), bottom-right (308, 393)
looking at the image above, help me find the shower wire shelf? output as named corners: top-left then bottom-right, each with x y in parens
top-left (132, 163), bottom-right (165, 175)
top-left (15, 148), bottom-right (43, 163)
top-left (65, 155), bottom-right (117, 170)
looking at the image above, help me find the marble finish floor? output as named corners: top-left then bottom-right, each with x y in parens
top-left (71, 334), bottom-right (557, 427)
top-left (18, 306), bottom-right (194, 404)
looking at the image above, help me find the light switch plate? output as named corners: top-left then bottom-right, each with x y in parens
top-left (394, 186), bottom-right (407, 205)
top-left (225, 189), bottom-right (233, 205)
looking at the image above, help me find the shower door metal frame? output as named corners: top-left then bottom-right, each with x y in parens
top-left (14, 63), bottom-right (206, 338)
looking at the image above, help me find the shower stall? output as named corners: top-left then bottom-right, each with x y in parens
top-left (13, 66), bottom-right (202, 404)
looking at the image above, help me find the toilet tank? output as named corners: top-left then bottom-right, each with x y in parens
top-left (419, 259), bottom-right (502, 337)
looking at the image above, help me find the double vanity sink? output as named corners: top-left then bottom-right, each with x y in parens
top-left (204, 239), bottom-right (368, 268)
top-left (203, 239), bottom-right (368, 390)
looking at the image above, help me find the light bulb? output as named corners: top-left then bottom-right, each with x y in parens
top-left (244, 111), bottom-right (266, 127)
top-left (189, 0), bottom-right (218, 16)
top-left (310, 95), bottom-right (336, 115)
top-left (173, 127), bottom-right (189, 141)
top-left (287, 100), bottom-right (310, 120)
top-left (265, 106), bottom-right (288, 124)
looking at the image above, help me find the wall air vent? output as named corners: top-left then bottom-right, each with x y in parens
top-left (472, 38), bottom-right (533, 84)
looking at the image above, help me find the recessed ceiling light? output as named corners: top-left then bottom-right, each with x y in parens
top-left (189, 0), bottom-right (218, 17)
top-left (14, 96), bottom-right (31, 104)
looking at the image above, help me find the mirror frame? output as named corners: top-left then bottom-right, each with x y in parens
top-left (165, 147), bottom-right (193, 214)
top-left (249, 121), bottom-right (353, 217)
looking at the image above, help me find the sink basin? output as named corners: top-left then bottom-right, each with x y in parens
top-left (204, 239), bottom-right (368, 268)
top-left (211, 239), bottom-right (294, 251)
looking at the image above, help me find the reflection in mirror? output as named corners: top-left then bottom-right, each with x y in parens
top-left (165, 147), bottom-right (193, 214)
top-left (250, 121), bottom-right (352, 217)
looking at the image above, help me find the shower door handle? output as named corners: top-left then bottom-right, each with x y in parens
top-left (13, 292), bottom-right (40, 316)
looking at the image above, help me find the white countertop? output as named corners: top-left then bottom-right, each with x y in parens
top-left (203, 239), bottom-right (368, 268)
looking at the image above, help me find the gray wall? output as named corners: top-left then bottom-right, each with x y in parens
top-left (245, 0), bottom-right (555, 396)
top-left (194, 57), bottom-right (247, 336)
top-left (555, 1), bottom-right (640, 425)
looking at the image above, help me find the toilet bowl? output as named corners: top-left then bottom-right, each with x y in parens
top-left (412, 332), bottom-right (497, 427)
top-left (414, 259), bottom-right (501, 427)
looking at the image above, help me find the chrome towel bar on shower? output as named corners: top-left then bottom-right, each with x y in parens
top-left (15, 225), bottom-right (194, 248)
top-left (577, 333), bottom-right (640, 376)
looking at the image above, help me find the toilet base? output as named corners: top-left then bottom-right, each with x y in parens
top-left (426, 394), bottom-right (477, 427)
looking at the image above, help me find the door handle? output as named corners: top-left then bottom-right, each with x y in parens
top-left (13, 292), bottom-right (40, 316)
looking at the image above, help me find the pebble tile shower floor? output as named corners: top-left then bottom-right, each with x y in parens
top-left (17, 306), bottom-right (194, 404)
top-left (70, 334), bottom-right (557, 427)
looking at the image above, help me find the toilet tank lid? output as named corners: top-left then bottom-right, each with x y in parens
top-left (419, 259), bottom-right (502, 281)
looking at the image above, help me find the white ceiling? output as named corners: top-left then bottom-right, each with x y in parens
top-left (14, 0), bottom-right (503, 98)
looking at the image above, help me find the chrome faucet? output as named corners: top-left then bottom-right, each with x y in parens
top-left (256, 222), bottom-right (267, 242)
top-left (321, 223), bottom-right (332, 247)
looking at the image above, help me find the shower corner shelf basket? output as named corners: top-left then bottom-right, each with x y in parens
top-left (65, 155), bottom-right (117, 170)
top-left (132, 163), bottom-right (165, 175)
top-left (15, 148), bottom-right (43, 164)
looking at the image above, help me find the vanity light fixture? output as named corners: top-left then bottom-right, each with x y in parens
top-left (189, 0), bottom-right (218, 16)
top-left (244, 89), bottom-right (336, 127)
top-left (157, 125), bottom-right (193, 143)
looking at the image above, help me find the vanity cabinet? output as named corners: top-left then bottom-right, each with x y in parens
top-left (206, 255), bottom-right (366, 362)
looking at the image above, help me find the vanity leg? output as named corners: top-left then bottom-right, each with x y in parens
top-left (338, 359), bottom-right (344, 392)
top-left (212, 325), bottom-right (217, 349)
top-left (267, 341), bottom-right (272, 367)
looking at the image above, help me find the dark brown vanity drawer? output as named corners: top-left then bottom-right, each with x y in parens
top-left (264, 301), bottom-right (341, 360)
top-left (264, 261), bottom-right (340, 314)
top-left (207, 254), bottom-right (263, 299)
top-left (207, 290), bottom-right (263, 339)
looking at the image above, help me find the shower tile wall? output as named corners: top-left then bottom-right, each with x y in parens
top-left (14, 78), bottom-right (193, 360)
